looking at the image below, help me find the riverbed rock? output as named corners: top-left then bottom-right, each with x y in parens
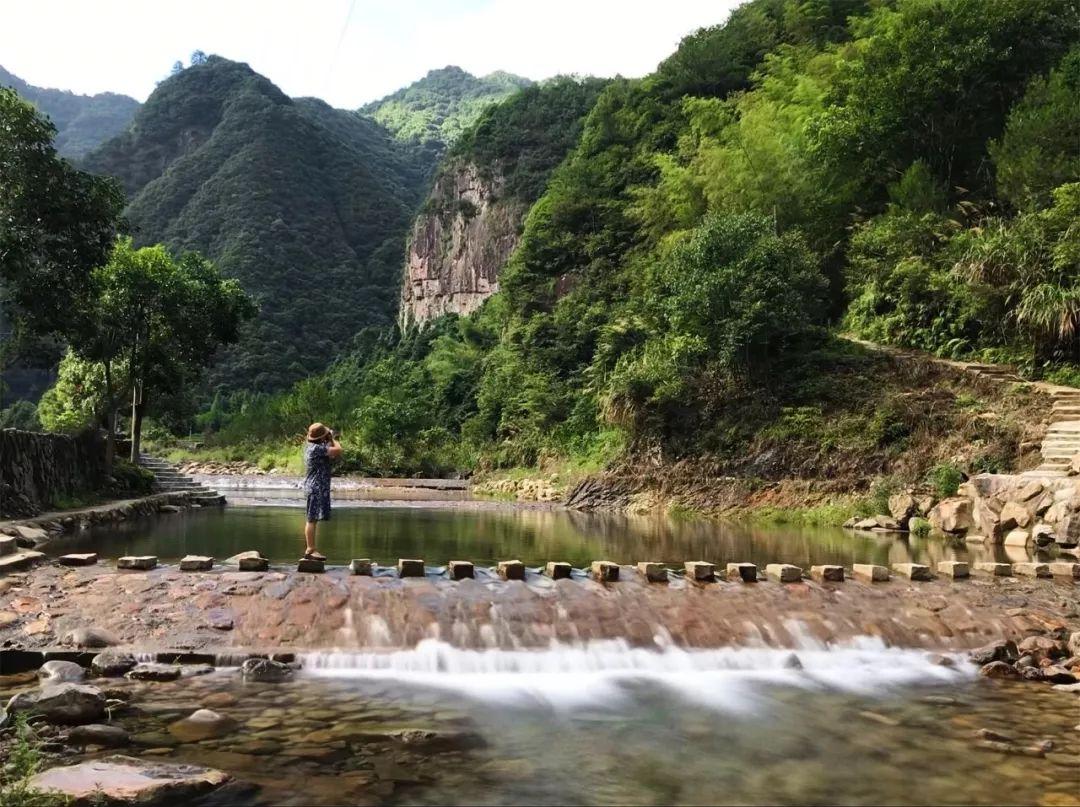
top-left (7, 683), bottom-right (105, 724)
top-left (970, 640), bottom-right (1019, 665)
top-left (28, 755), bottom-right (229, 803)
top-left (91, 651), bottom-right (137, 677)
top-left (38, 660), bottom-right (86, 684)
top-left (928, 498), bottom-right (974, 534)
top-left (241, 657), bottom-right (292, 683)
top-left (1017, 636), bottom-right (1064, 661)
top-left (126, 663), bottom-right (182, 682)
top-left (68, 723), bottom-right (130, 747)
top-left (169, 709), bottom-right (237, 742)
top-left (65, 626), bottom-right (118, 648)
top-left (980, 661), bottom-right (1020, 679)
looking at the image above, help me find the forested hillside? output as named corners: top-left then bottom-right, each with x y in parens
top-left (360, 66), bottom-right (532, 150)
top-left (205, 0), bottom-right (1079, 489)
top-left (82, 56), bottom-right (433, 394)
top-left (0, 65), bottom-right (139, 159)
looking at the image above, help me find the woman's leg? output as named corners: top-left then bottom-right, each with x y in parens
top-left (304, 520), bottom-right (317, 553)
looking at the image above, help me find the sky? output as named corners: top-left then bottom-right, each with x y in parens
top-left (1, 0), bottom-right (741, 108)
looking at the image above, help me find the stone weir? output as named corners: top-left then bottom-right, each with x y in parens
top-left (1, 556), bottom-right (1077, 668)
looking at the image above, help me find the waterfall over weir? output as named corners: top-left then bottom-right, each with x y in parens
top-left (298, 637), bottom-right (971, 710)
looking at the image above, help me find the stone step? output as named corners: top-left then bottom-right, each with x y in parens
top-left (0, 550), bottom-right (46, 574)
top-left (0, 536), bottom-right (16, 556)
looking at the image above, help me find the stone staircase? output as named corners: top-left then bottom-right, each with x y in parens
top-left (137, 454), bottom-right (226, 505)
top-left (1024, 387), bottom-right (1080, 478)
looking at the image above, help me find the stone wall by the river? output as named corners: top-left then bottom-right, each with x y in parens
top-left (0, 429), bottom-right (110, 518)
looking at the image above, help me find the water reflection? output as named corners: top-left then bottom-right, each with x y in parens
top-left (41, 499), bottom-right (1061, 568)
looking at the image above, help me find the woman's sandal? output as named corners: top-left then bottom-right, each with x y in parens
top-left (304, 550), bottom-right (326, 561)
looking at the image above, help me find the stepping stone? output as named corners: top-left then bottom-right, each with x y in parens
top-left (637, 562), bottom-right (667, 583)
top-left (0, 536), bottom-right (16, 556)
top-left (349, 559), bottom-right (372, 576)
top-left (937, 561), bottom-right (969, 579)
top-left (545, 561), bottom-right (572, 580)
top-left (1012, 562), bottom-right (1050, 578)
top-left (497, 560), bottom-right (525, 581)
top-left (590, 561), bottom-right (619, 583)
top-left (892, 563), bottom-right (932, 581)
top-left (179, 555), bottom-right (213, 572)
top-left (118, 556), bottom-right (157, 571)
top-left (810, 565), bottom-right (844, 582)
top-left (296, 558), bottom-right (325, 573)
top-left (726, 562), bottom-right (758, 583)
top-left (1049, 561), bottom-right (1080, 579)
top-left (59, 553), bottom-right (98, 567)
top-left (765, 564), bottom-right (802, 583)
top-left (448, 560), bottom-right (474, 580)
top-left (238, 556), bottom-right (269, 572)
top-left (397, 558), bottom-right (425, 578)
top-left (684, 561), bottom-right (715, 582)
top-left (852, 564), bottom-right (889, 582)
top-left (973, 562), bottom-right (1012, 577)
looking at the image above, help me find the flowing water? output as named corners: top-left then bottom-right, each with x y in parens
top-left (4, 642), bottom-right (1078, 805)
top-left (41, 497), bottom-right (1058, 568)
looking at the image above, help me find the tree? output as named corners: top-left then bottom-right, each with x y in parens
top-left (0, 88), bottom-right (123, 342)
top-left (76, 239), bottom-right (256, 462)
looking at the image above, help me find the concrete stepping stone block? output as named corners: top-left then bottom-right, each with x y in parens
top-left (765, 564), bottom-right (802, 583)
top-left (349, 559), bottom-right (372, 576)
top-left (0, 536), bottom-right (17, 556)
top-left (590, 560), bottom-right (619, 583)
top-left (892, 563), bottom-right (932, 581)
top-left (397, 559), bottom-right (425, 578)
top-left (964, 534), bottom-right (989, 544)
top-left (937, 561), bottom-right (969, 579)
top-left (637, 562), bottom-right (668, 583)
top-left (497, 560), bottom-right (525, 580)
top-left (296, 558), bottom-right (325, 573)
top-left (726, 562), bottom-right (757, 582)
top-left (1012, 562), bottom-right (1050, 578)
top-left (852, 564), bottom-right (889, 582)
top-left (118, 556), bottom-right (157, 571)
top-left (449, 560), bottom-right (475, 580)
top-left (684, 561), bottom-right (716, 582)
top-left (973, 561), bottom-right (1012, 577)
top-left (179, 555), bottom-right (214, 572)
top-left (59, 553), bottom-right (98, 567)
top-left (810, 565), bottom-right (844, 582)
top-left (545, 561), bottom-right (572, 580)
top-left (1049, 561), bottom-right (1080, 579)
top-left (238, 555), bottom-right (269, 572)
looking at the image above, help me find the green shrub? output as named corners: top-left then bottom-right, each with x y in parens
top-left (925, 463), bottom-right (965, 498)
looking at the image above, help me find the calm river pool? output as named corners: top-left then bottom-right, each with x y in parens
top-left (43, 492), bottom-right (1058, 569)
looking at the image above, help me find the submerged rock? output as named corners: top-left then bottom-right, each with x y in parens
top-left (969, 640), bottom-right (1018, 666)
top-left (65, 626), bottom-right (119, 648)
top-left (980, 661), bottom-right (1020, 679)
top-left (126, 663), bottom-right (182, 682)
top-left (28, 755), bottom-right (229, 803)
top-left (38, 660), bottom-right (86, 684)
top-left (7, 683), bottom-right (105, 724)
top-left (240, 658), bottom-right (292, 683)
top-left (68, 723), bottom-right (130, 747)
top-left (169, 709), bottom-right (237, 742)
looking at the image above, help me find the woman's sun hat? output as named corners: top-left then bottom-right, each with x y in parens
top-left (306, 422), bottom-right (330, 442)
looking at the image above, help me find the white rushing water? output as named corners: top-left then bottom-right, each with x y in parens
top-left (298, 637), bottom-right (971, 711)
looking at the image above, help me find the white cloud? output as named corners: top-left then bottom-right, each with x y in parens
top-left (0, 0), bottom-right (740, 108)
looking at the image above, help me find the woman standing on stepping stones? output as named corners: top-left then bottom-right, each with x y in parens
top-left (302, 422), bottom-right (341, 560)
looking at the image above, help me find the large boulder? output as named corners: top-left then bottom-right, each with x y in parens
top-left (999, 500), bottom-right (1032, 530)
top-left (68, 723), bottom-right (130, 748)
top-left (28, 756), bottom-right (229, 803)
top-left (240, 658), bottom-right (292, 683)
top-left (6, 683), bottom-right (105, 724)
top-left (888, 492), bottom-right (918, 528)
top-left (38, 660), bottom-right (86, 684)
top-left (928, 497), bottom-right (974, 534)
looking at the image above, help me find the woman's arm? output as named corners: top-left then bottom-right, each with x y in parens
top-left (327, 437), bottom-right (343, 460)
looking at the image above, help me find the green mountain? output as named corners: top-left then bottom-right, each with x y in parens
top-left (82, 56), bottom-right (433, 393)
top-left (0, 65), bottom-right (139, 159)
top-left (360, 66), bottom-right (532, 148)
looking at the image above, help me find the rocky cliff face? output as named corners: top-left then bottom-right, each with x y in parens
top-left (400, 162), bottom-right (527, 327)
top-left (0, 430), bottom-right (109, 517)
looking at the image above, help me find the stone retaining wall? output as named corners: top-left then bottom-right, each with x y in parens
top-left (0, 429), bottom-right (110, 518)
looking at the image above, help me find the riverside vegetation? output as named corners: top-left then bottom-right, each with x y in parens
top-left (4, 0), bottom-right (1080, 520)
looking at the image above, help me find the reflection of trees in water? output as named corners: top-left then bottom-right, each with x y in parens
top-left (60, 503), bottom-right (1051, 568)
